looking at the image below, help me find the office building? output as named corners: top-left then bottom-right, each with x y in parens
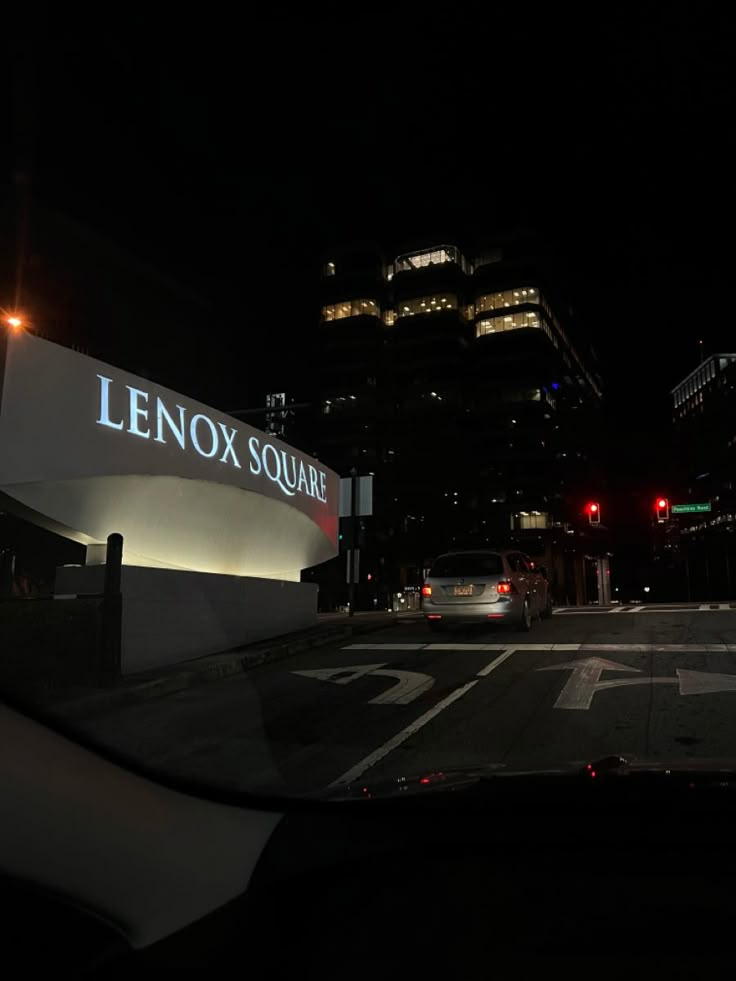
top-left (667, 354), bottom-right (736, 598)
top-left (306, 238), bottom-right (603, 609)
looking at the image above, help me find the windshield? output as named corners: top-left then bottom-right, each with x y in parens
top-left (3, 10), bottom-right (736, 802)
top-left (430, 555), bottom-right (504, 578)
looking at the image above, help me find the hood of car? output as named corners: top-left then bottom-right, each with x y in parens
top-left (318, 756), bottom-right (736, 801)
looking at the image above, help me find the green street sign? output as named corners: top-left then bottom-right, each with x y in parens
top-left (671, 503), bottom-right (712, 514)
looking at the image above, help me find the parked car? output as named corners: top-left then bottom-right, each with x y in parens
top-left (421, 549), bottom-right (552, 631)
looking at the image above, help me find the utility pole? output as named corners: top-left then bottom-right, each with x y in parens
top-left (348, 467), bottom-right (358, 617)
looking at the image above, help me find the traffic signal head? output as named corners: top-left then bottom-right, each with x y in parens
top-left (586, 501), bottom-right (601, 525)
top-left (655, 497), bottom-right (669, 521)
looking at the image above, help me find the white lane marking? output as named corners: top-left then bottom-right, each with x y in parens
top-left (292, 664), bottom-right (434, 705)
top-left (424, 644), bottom-right (497, 651)
top-left (553, 609), bottom-right (607, 614)
top-left (553, 606), bottom-right (736, 615)
top-left (367, 669), bottom-right (435, 705)
top-left (329, 680), bottom-right (479, 787)
top-left (342, 643), bottom-right (731, 653)
top-left (582, 643), bottom-right (730, 652)
top-left (345, 643), bottom-right (427, 650)
top-left (476, 649), bottom-right (516, 676)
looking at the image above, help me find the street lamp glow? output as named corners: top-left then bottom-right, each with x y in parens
top-left (6, 316), bottom-right (22, 329)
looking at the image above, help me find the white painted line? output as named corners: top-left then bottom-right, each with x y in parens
top-left (553, 609), bottom-right (608, 615)
top-left (343, 644), bottom-right (427, 651)
top-left (342, 642), bottom-right (731, 654)
top-left (582, 643), bottom-right (729, 652)
top-left (477, 649), bottom-right (516, 676)
top-left (329, 680), bottom-right (480, 787)
top-left (551, 607), bottom-right (736, 615)
top-left (424, 643), bottom-right (499, 651)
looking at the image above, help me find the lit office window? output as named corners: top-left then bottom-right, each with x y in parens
top-left (396, 295), bottom-right (458, 317)
top-left (394, 246), bottom-right (463, 273)
top-left (475, 287), bottom-right (539, 314)
top-left (515, 512), bottom-right (549, 530)
top-left (322, 261), bottom-right (336, 277)
top-left (320, 299), bottom-right (380, 322)
top-left (476, 311), bottom-right (540, 336)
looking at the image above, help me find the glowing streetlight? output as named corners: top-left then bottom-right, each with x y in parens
top-left (6, 316), bottom-right (22, 329)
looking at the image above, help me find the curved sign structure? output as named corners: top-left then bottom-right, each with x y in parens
top-left (0, 331), bottom-right (338, 580)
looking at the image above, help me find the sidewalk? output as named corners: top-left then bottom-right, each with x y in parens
top-left (53, 611), bottom-right (415, 721)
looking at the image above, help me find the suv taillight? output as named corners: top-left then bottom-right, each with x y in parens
top-left (497, 580), bottom-right (514, 595)
top-left (421, 584), bottom-right (432, 597)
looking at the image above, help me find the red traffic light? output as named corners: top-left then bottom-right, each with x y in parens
top-left (657, 498), bottom-right (667, 510)
top-left (588, 503), bottom-right (599, 513)
top-left (586, 501), bottom-right (601, 525)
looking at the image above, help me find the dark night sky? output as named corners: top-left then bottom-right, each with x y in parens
top-left (8, 5), bottom-right (736, 488)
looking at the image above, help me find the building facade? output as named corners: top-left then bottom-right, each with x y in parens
top-left (301, 240), bottom-right (604, 609)
top-left (666, 354), bottom-right (736, 599)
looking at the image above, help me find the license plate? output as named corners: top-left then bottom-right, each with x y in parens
top-left (453, 585), bottom-right (473, 596)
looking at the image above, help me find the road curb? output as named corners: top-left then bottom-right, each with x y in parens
top-left (56, 616), bottom-right (403, 720)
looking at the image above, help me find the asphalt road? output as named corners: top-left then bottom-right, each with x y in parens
top-left (71, 604), bottom-right (736, 795)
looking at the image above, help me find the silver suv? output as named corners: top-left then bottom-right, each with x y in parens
top-left (422, 549), bottom-right (552, 631)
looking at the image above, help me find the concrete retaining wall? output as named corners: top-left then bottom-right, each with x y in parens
top-left (55, 565), bottom-right (318, 673)
top-left (0, 597), bottom-right (102, 696)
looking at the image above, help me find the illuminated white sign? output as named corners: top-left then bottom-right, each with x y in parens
top-left (96, 374), bottom-right (328, 504)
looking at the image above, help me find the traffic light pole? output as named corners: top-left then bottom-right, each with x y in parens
top-left (348, 467), bottom-right (358, 617)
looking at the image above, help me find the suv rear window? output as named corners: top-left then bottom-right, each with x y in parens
top-left (430, 554), bottom-right (504, 577)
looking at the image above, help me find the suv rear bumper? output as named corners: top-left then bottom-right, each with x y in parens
top-left (424, 597), bottom-right (521, 623)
